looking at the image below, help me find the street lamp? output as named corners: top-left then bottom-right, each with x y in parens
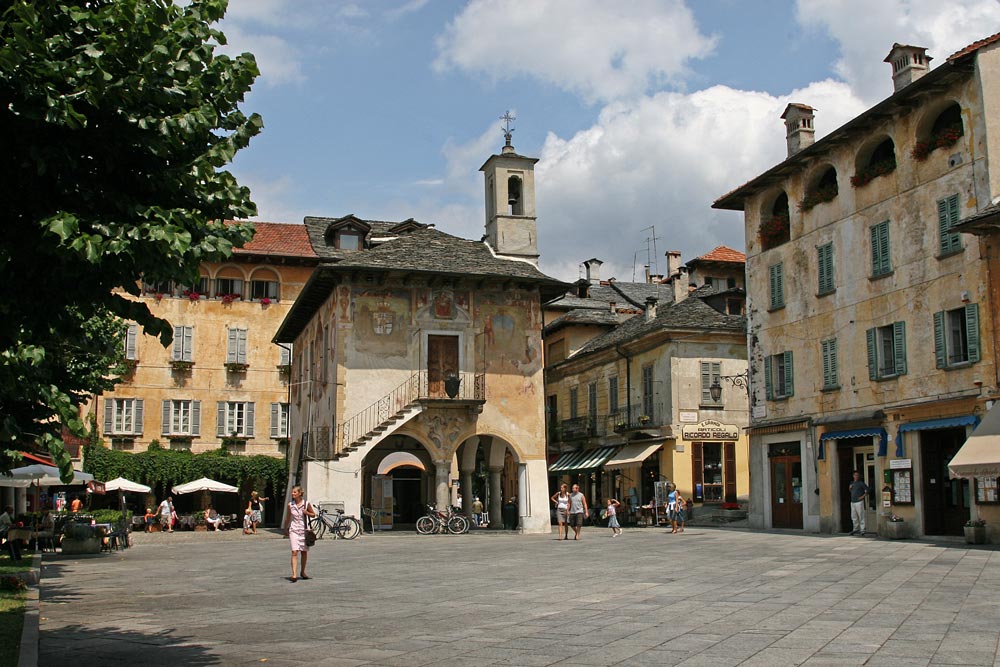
top-left (710, 371), bottom-right (750, 402)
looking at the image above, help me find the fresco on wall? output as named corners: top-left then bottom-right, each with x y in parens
top-left (338, 285), bottom-right (352, 322)
top-left (477, 291), bottom-right (541, 374)
top-left (352, 289), bottom-right (410, 356)
top-left (415, 288), bottom-right (471, 323)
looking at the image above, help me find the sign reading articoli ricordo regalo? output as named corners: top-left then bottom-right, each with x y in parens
top-left (681, 419), bottom-right (740, 441)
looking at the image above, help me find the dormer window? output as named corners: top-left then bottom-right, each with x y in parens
top-left (323, 215), bottom-right (371, 251)
top-left (338, 231), bottom-right (362, 251)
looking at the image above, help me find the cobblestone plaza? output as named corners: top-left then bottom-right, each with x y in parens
top-left (39, 527), bottom-right (1000, 666)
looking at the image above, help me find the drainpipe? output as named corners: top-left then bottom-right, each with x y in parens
top-left (615, 344), bottom-right (632, 423)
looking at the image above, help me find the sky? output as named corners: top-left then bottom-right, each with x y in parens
top-left (218, 0), bottom-right (1000, 283)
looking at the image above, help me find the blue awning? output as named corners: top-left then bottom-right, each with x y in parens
top-left (894, 415), bottom-right (979, 457)
top-left (817, 428), bottom-right (888, 460)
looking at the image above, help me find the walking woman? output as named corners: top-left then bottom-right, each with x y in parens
top-left (550, 483), bottom-right (571, 540)
top-left (283, 486), bottom-right (315, 582)
top-left (246, 490), bottom-right (269, 535)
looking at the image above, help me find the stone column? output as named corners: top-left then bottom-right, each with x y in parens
top-left (434, 461), bottom-right (451, 511)
top-left (460, 436), bottom-right (479, 521)
top-left (489, 467), bottom-right (503, 529)
top-left (461, 471), bottom-right (475, 519)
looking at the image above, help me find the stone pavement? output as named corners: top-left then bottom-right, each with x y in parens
top-left (37, 526), bottom-right (1000, 666)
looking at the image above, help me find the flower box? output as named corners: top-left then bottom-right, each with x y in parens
top-left (170, 360), bottom-right (194, 372)
top-left (912, 125), bottom-right (963, 161)
top-left (884, 520), bottom-right (907, 540)
top-left (224, 362), bottom-right (249, 373)
top-left (259, 297), bottom-right (272, 306)
top-left (799, 183), bottom-right (838, 211)
top-left (758, 215), bottom-right (790, 249)
top-left (182, 291), bottom-right (202, 301)
top-left (964, 520), bottom-right (987, 544)
top-left (220, 293), bottom-right (241, 304)
top-left (850, 159), bottom-right (896, 188)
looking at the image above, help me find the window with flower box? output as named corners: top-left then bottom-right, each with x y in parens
top-left (912, 103), bottom-right (964, 162)
top-left (852, 138), bottom-right (896, 188)
top-left (142, 279), bottom-right (172, 296)
top-left (104, 398), bottom-right (144, 436)
top-left (217, 401), bottom-right (255, 438)
top-left (162, 399), bottom-right (201, 437)
top-left (251, 279), bottom-right (279, 301)
top-left (214, 276), bottom-right (243, 300)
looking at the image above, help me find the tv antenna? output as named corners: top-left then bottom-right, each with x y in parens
top-left (642, 226), bottom-right (661, 277)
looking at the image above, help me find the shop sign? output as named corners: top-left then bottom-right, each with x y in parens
top-left (890, 459), bottom-right (912, 469)
top-left (681, 419), bottom-right (739, 441)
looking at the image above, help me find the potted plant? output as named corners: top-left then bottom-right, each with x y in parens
top-left (260, 297), bottom-right (272, 306)
top-left (224, 362), bottom-right (249, 373)
top-left (850, 159), bottom-right (896, 188)
top-left (638, 415), bottom-right (651, 425)
top-left (170, 359), bottom-right (194, 372)
top-left (220, 293), bottom-right (240, 304)
top-left (61, 521), bottom-right (102, 554)
top-left (193, 511), bottom-right (208, 532)
top-left (884, 513), bottom-right (907, 539)
top-left (964, 518), bottom-right (987, 544)
top-left (758, 214), bottom-right (790, 249)
top-left (614, 420), bottom-right (627, 432)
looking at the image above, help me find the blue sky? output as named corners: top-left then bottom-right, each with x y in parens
top-left (220, 0), bottom-right (1000, 281)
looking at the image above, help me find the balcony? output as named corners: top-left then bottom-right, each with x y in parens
top-left (608, 403), bottom-right (666, 433)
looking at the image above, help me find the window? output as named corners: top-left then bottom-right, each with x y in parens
top-left (270, 403), bottom-right (289, 438)
top-left (104, 398), bottom-right (143, 435)
top-left (821, 339), bottom-right (839, 389)
top-left (215, 277), bottom-right (243, 298)
top-left (181, 277), bottom-right (209, 297)
top-left (764, 352), bottom-right (794, 399)
top-left (608, 376), bottom-right (619, 414)
top-left (817, 243), bottom-right (835, 295)
top-left (217, 401), bottom-right (255, 438)
top-left (727, 299), bottom-right (743, 315)
top-left (162, 400), bottom-right (201, 437)
top-left (934, 304), bottom-right (980, 367)
top-left (700, 362), bottom-right (721, 405)
top-left (251, 279), bottom-right (279, 301)
top-left (588, 382), bottom-right (598, 431)
top-left (937, 195), bottom-right (962, 256)
top-left (338, 231), bottom-right (361, 250)
top-left (569, 387), bottom-right (578, 420)
top-left (172, 325), bottom-right (193, 362)
top-left (142, 279), bottom-right (171, 295)
top-left (280, 344), bottom-right (292, 367)
top-left (870, 221), bottom-right (891, 277)
top-left (641, 364), bottom-right (655, 417)
top-left (866, 322), bottom-right (907, 379)
top-left (768, 263), bottom-right (784, 309)
top-left (546, 339), bottom-right (567, 364)
top-left (124, 325), bottom-right (138, 361)
top-left (227, 328), bottom-right (248, 364)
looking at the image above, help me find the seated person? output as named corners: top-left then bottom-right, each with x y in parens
top-left (205, 506), bottom-right (223, 531)
top-left (243, 509), bottom-right (253, 534)
top-left (35, 509), bottom-right (55, 543)
top-left (144, 508), bottom-right (156, 532)
top-left (0, 505), bottom-right (22, 561)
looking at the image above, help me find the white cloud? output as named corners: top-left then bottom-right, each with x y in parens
top-left (218, 26), bottom-right (305, 86)
top-left (433, 0), bottom-right (717, 104)
top-left (386, 0), bottom-right (430, 21)
top-left (241, 174), bottom-right (312, 224)
top-left (796, 0), bottom-right (1000, 103)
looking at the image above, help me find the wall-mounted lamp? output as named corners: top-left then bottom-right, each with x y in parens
top-left (710, 370), bottom-right (750, 401)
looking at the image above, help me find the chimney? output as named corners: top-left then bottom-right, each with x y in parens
top-left (665, 251), bottom-right (683, 279)
top-left (645, 297), bottom-right (658, 321)
top-left (884, 43), bottom-right (932, 93)
top-left (583, 258), bottom-right (603, 284)
top-left (575, 279), bottom-right (589, 299)
top-left (781, 103), bottom-right (815, 157)
top-left (609, 301), bottom-right (616, 313)
top-left (672, 267), bottom-right (689, 303)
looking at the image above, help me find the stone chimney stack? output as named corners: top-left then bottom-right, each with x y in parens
top-left (583, 258), bottom-right (603, 284)
top-left (645, 297), bottom-right (658, 322)
top-left (884, 43), bottom-right (932, 93)
top-left (781, 103), bottom-right (815, 157)
top-left (665, 251), bottom-right (683, 279)
top-left (672, 268), bottom-right (689, 303)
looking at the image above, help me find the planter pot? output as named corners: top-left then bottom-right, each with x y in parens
top-left (720, 509), bottom-right (748, 520)
top-left (884, 521), bottom-right (907, 539)
top-left (194, 525), bottom-right (208, 532)
top-left (964, 525), bottom-right (987, 545)
top-left (61, 537), bottom-right (101, 555)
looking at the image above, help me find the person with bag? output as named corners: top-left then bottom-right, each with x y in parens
top-left (283, 485), bottom-right (316, 582)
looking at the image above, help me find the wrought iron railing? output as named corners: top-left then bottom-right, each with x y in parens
top-left (607, 403), bottom-right (666, 432)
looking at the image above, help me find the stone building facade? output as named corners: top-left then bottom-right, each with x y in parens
top-left (275, 140), bottom-right (564, 532)
top-left (714, 34), bottom-right (1000, 542)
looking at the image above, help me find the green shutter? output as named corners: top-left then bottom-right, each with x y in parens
top-left (866, 328), bottom-right (877, 379)
top-left (966, 303), bottom-right (980, 363)
top-left (764, 356), bottom-right (773, 400)
top-left (818, 244), bottom-right (834, 294)
top-left (892, 321), bottom-right (907, 376)
top-left (783, 351), bottom-right (794, 397)
top-left (937, 195), bottom-right (962, 255)
top-left (871, 221), bottom-right (891, 276)
top-left (769, 263), bottom-right (784, 309)
top-left (933, 311), bottom-right (946, 368)
top-left (822, 339), bottom-right (838, 388)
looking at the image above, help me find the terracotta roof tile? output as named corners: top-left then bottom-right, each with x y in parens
top-left (692, 245), bottom-right (746, 264)
top-left (233, 222), bottom-right (317, 259)
top-left (947, 32), bottom-right (1000, 62)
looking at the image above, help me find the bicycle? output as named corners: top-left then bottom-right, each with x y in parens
top-left (309, 508), bottom-right (361, 540)
top-left (415, 504), bottom-right (469, 535)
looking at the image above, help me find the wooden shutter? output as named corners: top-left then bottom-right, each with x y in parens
top-left (933, 311), bottom-right (946, 368)
top-left (227, 328), bottom-right (238, 363)
top-left (723, 442), bottom-right (737, 503)
top-left (183, 326), bottom-right (193, 361)
top-left (764, 356), bottom-right (773, 400)
top-left (966, 303), bottom-right (980, 363)
top-left (937, 196), bottom-right (962, 255)
top-left (172, 325), bottom-right (184, 360)
top-left (692, 442), bottom-right (703, 499)
top-left (191, 401), bottom-right (201, 437)
top-left (871, 221), bottom-right (890, 275)
top-left (818, 244), bottom-right (834, 294)
top-left (134, 399), bottom-right (144, 435)
top-left (238, 329), bottom-right (247, 364)
top-left (701, 362), bottom-right (712, 403)
top-left (104, 398), bottom-right (114, 434)
top-left (783, 351), bottom-right (794, 396)
top-left (270, 403), bottom-right (280, 438)
top-left (866, 327), bottom-right (878, 379)
top-left (822, 339), bottom-right (838, 388)
top-left (162, 400), bottom-right (171, 435)
top-left (245, 402), bottom-right (255, 437)
top-left (892, 321), bottom-right (907, 375)
top-left (217, 402), bottom-right (227, 437)
top-left (125, 325), bottom-right (138, 360)
top-left (769, 263), bottom-right (784, 309)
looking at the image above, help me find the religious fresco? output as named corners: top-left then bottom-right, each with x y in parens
top-left (351, 288), bottom-right (410, 356)
top-left (415, 288), bottom-right (471, 323)
top-left (476, 291), bottom-right (541, 374)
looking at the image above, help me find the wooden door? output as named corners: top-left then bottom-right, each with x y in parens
top-left (770, 454), bottom-right (803, 529)
top-left (837, 445), bottom-right (853, 533)
top-left (922, 428), bottom-right (969, 536)
top-left (427, 335), bottom-right (459, 397)
top-left (723, 442), bottom-right (736, 503)
top-left (691, 442), bottom-right (703, 501)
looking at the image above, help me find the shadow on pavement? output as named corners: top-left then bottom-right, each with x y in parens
top-left (39, 624), bottom-right (218, 666)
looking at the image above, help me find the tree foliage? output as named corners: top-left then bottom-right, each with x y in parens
top-left (0, 0), bottom-right (261, 478)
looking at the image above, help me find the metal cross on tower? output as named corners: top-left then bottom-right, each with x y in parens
top-left (500, 110), bottom-right (516, 146)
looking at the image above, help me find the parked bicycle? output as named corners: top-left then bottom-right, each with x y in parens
top-left (415, 504), bottom-right (469, 535)
top-left (308, 507), bottom-right (361, 540)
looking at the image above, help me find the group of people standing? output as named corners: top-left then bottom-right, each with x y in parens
top-left (550, 481), bottom-right (689, 537)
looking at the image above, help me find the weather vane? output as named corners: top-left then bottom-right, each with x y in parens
top-left (500, 110), bottom-right (516, 147)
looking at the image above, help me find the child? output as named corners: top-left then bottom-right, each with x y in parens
top-left (673, 490), bottom-right (687, 534)
top-left (143, 507), bottom-right (156, 532)
top-left (605, 498), bottom-right (622, 537)
top-left (243, 508), bottom-right (253, 534)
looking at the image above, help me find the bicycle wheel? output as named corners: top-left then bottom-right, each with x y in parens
top-left (309, 515), bottom-right (326, 540)
top-left (415, 516), bottom-right (435, 535)
top-left (447, 515), bottom-right (469, 534)
top-left (337, 517), bottom-right (361, 540)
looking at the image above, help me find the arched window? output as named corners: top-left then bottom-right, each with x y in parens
top-left (800, 166), bottom-right (838, 211)
top-left (214, 266), bottom-right (245, 300)
top-left (913, 103), bottom-right (963, 161)
top-left (249, 268), bottom-right (280, 302)
top-left (759, 191), bottom-right (790, 250)
top-left (507, 175), bottom-right (523, 215)
top-left (851, 137), bottom-right (896, 188)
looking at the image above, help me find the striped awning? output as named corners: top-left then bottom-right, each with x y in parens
top-left (548, 446), bottom-right (620, 473)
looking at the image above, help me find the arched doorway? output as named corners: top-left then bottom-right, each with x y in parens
top-left (456, 434), bottom-right (525, 530)
top-left (362, 435), bottom-right (434, 529)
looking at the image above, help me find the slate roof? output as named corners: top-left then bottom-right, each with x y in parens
top-left (544, 308), bottom-right (621, 335)
top-left (302, 215), bottom-right (429, 261)
top-left (546, 295), bottom-right (613, 311)
top-left (954, 202), bottom-right (1000, 232)
top-left (233, 222), bottom-right (317, 259)
top-left (546, 281), bottom-right (673, 312)
top-left (569, 296), bottom-right (745, 359)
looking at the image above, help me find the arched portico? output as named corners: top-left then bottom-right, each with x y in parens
top-left (361, 435), bottom-right (436, 528)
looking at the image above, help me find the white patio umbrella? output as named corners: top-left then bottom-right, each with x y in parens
top-left (0, 464), bottom-right (94, 487)
top-left (104, 477), bottom-right (152, 493)
top-left (171, 477), bottom-right (239, 494)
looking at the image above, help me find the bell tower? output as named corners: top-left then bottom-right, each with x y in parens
top-left (480, 111), bottom-right (539, 266)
